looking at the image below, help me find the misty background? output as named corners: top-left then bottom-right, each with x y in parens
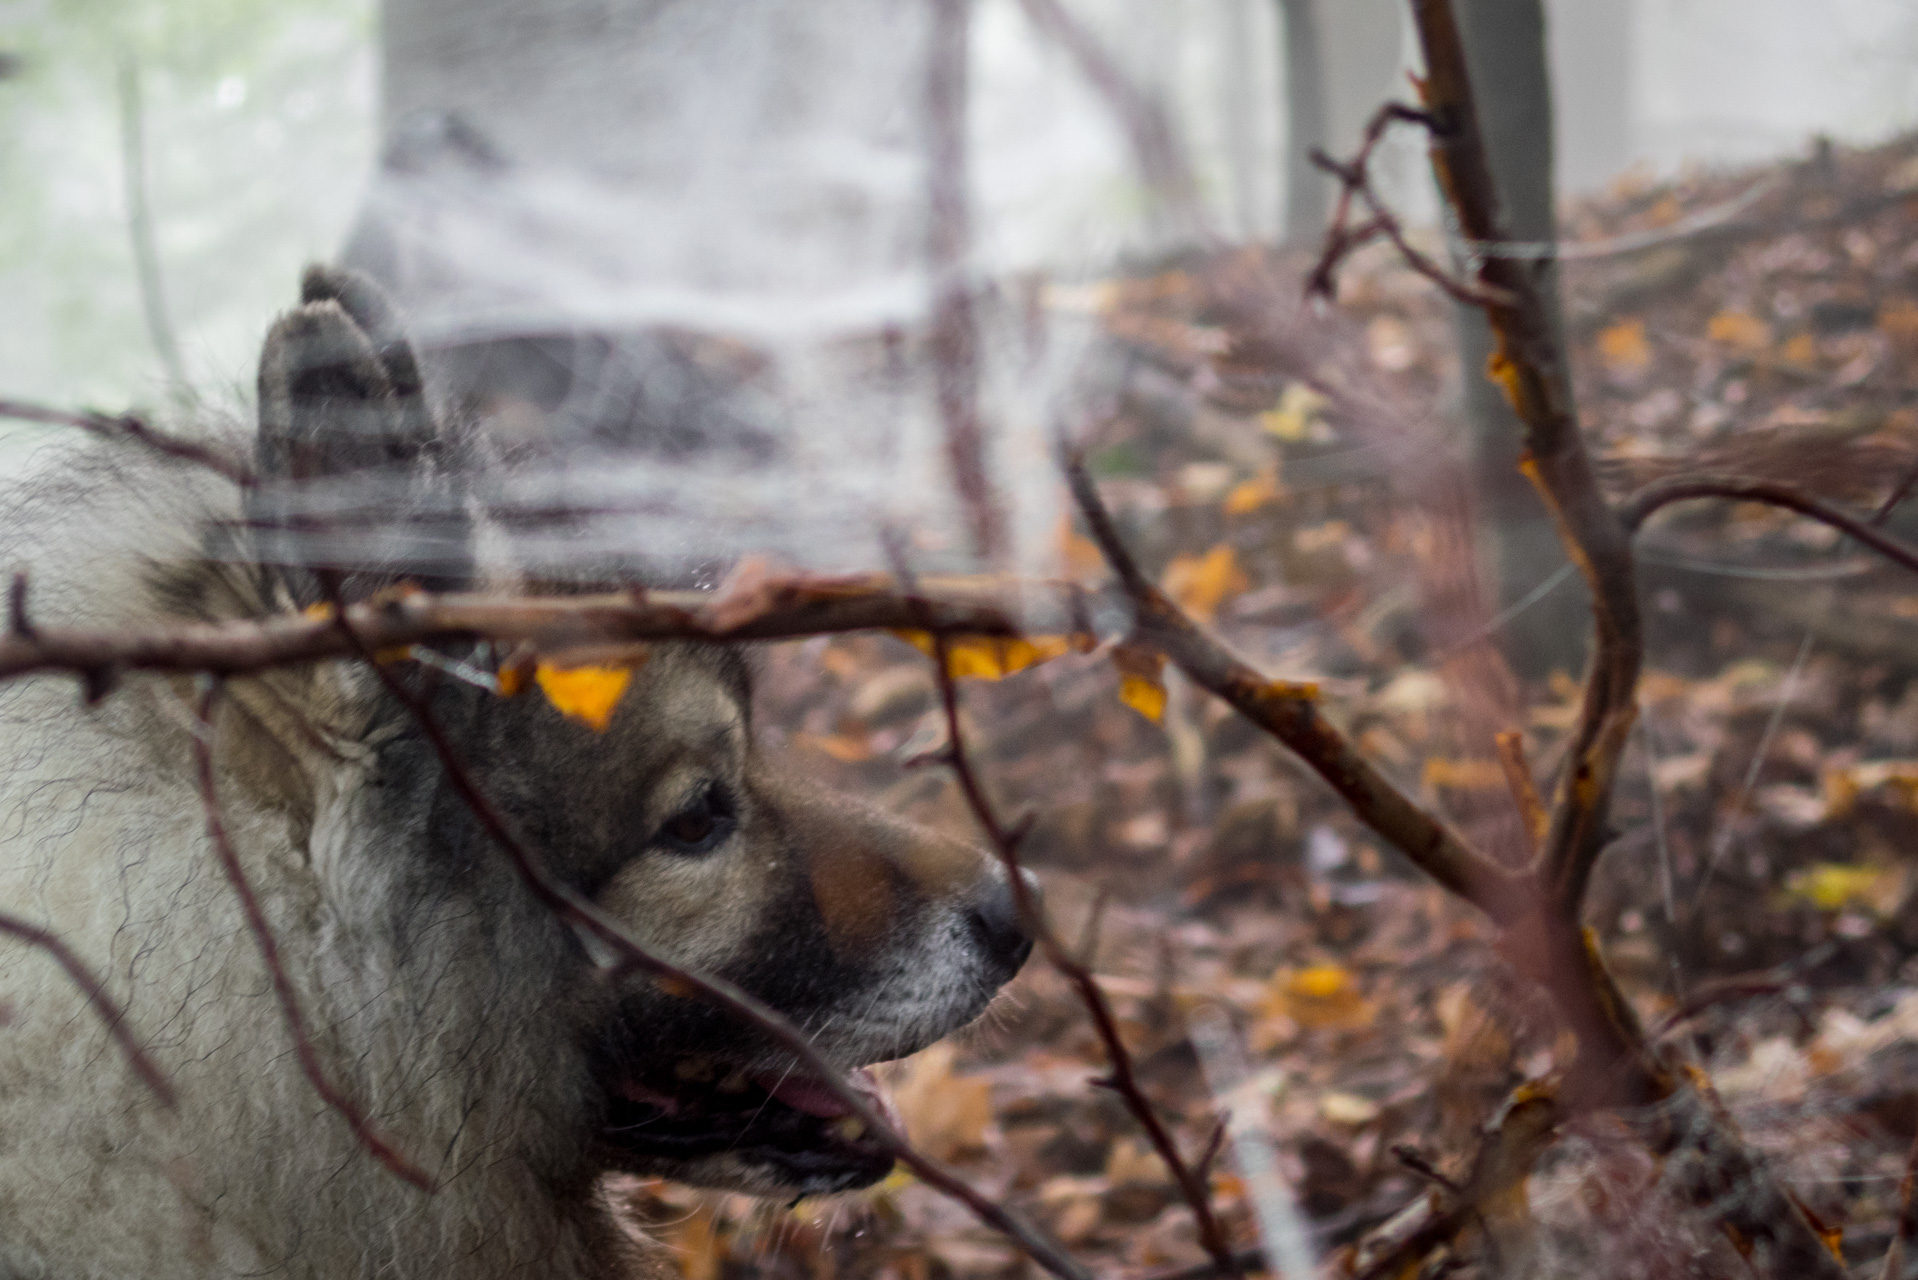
top-left (0, 0), bottom-right (1912, 443)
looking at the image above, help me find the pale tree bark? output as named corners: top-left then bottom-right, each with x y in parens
top-left (1448, 0), bottom-right (1590, 678)
top-left (1277, 0), bottom-right (1329, 241)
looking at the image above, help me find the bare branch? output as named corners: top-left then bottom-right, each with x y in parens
top-left (1062, 451), bottom-right (1527, 923)
top-left (0, 576), bottom-right (1042, 687)
top-left (191, 683), bottom-right (436, 1191)
top-left (915, 619), bottom-right (1243, 1279)
top-left (0, 398), bottom-right (255, 487)
top-left (0, 910), bottom-right (175, 1108)
top-left (1622, 472), bottom-right (1918, 578)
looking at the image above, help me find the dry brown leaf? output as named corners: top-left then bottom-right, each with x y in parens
top-left (1596, 318), bottom-right (1652, 374)
top-left (1162, 544), bottom-right (1249, 622)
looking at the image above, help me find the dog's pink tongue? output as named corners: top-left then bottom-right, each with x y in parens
top-left (755, 1067), bottom-right (897, 1127)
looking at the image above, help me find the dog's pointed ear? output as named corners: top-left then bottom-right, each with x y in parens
top-left (251, 266), bottom-right (469, 608)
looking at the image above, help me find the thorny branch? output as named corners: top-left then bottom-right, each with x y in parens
top-left (915, 618), bottom-right (1244, 1279)
top-left (191, 681), bottom-right (438, 1191)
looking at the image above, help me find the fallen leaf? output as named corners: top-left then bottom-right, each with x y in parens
top-left (892, 631), bottom-right (1078, 680)
top-left (1259, 382), bottom-right (1329, 441)
top-left (1112, 643), bottom-right (1167, 722)
top-left (891, 1042), bottom-right (994, 1160)
top-left (1223, 465), bottom-right (1286, 516)
top-left (1163, 544), bottom-right (1249, 622)
top-left (1057, 514), bottom-right (1108, 580)
top-left (1264, 964), bottom-right (1375, 1032)
top-left (1782, 863), bottom-right (1906, 916)
top-left (1320, 1091), bottom-right (1381, 1126)
top-left (535, 662), bottom-right (636, 731)
top-left (1880, 297), bottom-right (1918, 344)
top-left (1707, 309), bottom-right (1771, 352)
top-left (794, 731), bottom-right (876, 763)
top-left (1104, 1137), bottom-right (1172, 1187)
top-left (674, 1204), bottom-right (723, 1280)
top-left (1596, 319), bottom-right (1652, 374)
top-left (1367, 317), bottom-right (1419, 373)
top-left (1422, 757), bottom-right (1509, 792)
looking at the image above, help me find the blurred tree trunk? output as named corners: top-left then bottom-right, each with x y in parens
top-left (1448, 0), bottom-right (1590, 679)
top-left (1276, 0), bottom-right (1328, 241)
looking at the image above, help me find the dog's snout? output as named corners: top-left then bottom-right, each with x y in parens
top-left (969, 869), bottom-right (1038, 977)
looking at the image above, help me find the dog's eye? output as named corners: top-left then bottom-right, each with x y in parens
top-left (656, 785), bottom-right (735, 855)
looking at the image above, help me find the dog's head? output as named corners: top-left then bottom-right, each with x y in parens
top-left (232, 267), bottom-right (1032, 1197)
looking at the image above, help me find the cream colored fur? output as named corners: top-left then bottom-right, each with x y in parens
top-left (0, 442), bottom-right (639, 1277)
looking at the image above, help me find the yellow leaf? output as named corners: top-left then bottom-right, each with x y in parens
top-left (1258, 382), bottom-right (1327, 441)
top-left (535, 662), bottom-right (635, 732)
top-left (1707, 309), bottom-right (1771, 352)
top-left (1223, 465), bottom-right (1286, 516)
top-left (300, 602), bottom-right (333, 621)
top-left (1162, 544), bottom-right (1249, 622)
top-left (674, 1204), bottom-right (723, 1280)
top-left (1596, 319), bottom-right (1652, 374)
top-left (1780, 332), bottom-right (1819, 366)
top-left (892, 1042), bottom-right (993, 1160)
top-left (1111, 643), bottom-right (1167, 722)
top-left (1319, 1091), bottom-right (1381, 1126)
top-left (1879, 297), bottom-right (1918, 344)
top-left (1783, 863), bottom-right (1902, 915)
top-left (1486, 349), bottom-right (1523, 411)
top-left (1056, 514), bottom-right (1108, 580)
top-left (1263, 964), bottom-right (1374, 1031)
top-left (1423, 757), bottom-right (1509, 791)
top-left (892, 631), bottom-right (1076, 681)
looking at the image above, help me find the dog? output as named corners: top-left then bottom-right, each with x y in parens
top-left (0, 268), bottom-right (1032, 1277)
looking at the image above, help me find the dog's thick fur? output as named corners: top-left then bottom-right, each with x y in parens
top-left (0, 270), bottom-right (1029, 1278)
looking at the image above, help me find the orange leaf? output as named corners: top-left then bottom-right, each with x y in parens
top-left (535, 662), bottom-right (635, 731)
top-left (1162, 544), bottom-right (1248, 622)
top-left (1223, 465), bottom-right (1286, 516)
top-left (1879, 298), bottom-right (1918, 344)
top-left (1056, 514), bottom-right (1108, 580)
top-left (1423, 757), bottom-right (1509, 791)
top-left (1596, 319), bottom-right (1651, 374)
top-left (1707, 309), bottom-right (1771, 352)
top-left (891, 631), bottom-right (1076, 681)
top-left (1111, 643), bottom-right (1167, 722)
top-left (795, 731), bottom-right (876, 763)
top-left (1485, 349), bottom-right (1523, 412)
top-left (300, 602), bottom-right (334, 621)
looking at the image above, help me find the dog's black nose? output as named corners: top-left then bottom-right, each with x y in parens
top-left (969, 869), bottom-right (1038, 977)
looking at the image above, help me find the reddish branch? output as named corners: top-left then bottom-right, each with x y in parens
top-left (918, 627), bottom-right (1244, 1279)
top-left (1305, 102), bottom-right (1513, 311)
top-left (0, 576), bottom-right (1038, 687)
top-left (191, 682), bottom-right (437, 1191)
top-left (0, 910), bottom-right (176, 1107)
top-left (1063, 452), bottom-right (1527, 924)
top-left (926, 0), bottom-right (1004, 563)
top-left (0, 397), bottom-right (255, 487)
top-left (318, 591), bottom-right (1096, 1280)
top-left (1622, 472), bottom-right (1918, 578)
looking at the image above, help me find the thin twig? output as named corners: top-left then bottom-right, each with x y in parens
top-left (322, 590), bottom-right (1094, 1280)
top-left (0, 910), bottom-right (175, 1107)
top-left (0, 397), bottom-right (254, 486)
top-left (1622, 472), bottom-right (1918, 578)
top-left (1878, 1125), bottom-right (1918, 1280)
top-left (117, 58), bottom-right (188, 398)
top-left (1062, 450), bottom-right (1525, 922)
top-left (0, 576), bottom-right (1043, 686)
top-left (191, 681), bottom-right (436, 1190)
top-left (919, 621), bottom-right (1244, 1279)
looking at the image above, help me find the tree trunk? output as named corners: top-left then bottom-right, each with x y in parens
top-left (1545, 0), bottom-right (1632, 194)
top-left (1448, 0), bottom-right (1591, 679)
top-left (1276, 0), bottom-right (1329, 242)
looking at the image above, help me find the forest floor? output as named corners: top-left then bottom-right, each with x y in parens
top-left (616, 132), bottom-right (1918, 1280)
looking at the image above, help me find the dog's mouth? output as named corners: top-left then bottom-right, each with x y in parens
top-left (597, 1057), bottom-right (902, 1194)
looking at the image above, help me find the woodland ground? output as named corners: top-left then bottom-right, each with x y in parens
top-left (615, 133), bottom-right (1918, 1280)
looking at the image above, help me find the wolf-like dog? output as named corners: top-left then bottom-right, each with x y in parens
top-left (0, 269), bottom-right (1032, 1277)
